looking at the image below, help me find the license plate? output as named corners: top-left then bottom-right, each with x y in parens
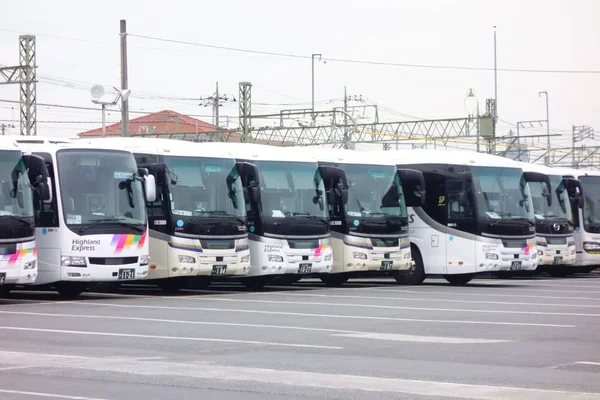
top-left (212, 265), bottom-right (227, 276)
top-left (118, 268), bottom-right (135, 280)
top-left (0, 272), bottom-right (5, 285)
top-left (298, 263), bottom-right (312, 274)
top-left (380, 260), bottom-right (393, 271)
top-left (553, 256), bottom-right (562, 265)
top-left (510, 261), bottom-right (522, 271)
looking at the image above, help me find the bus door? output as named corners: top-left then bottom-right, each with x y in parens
top-left (446, 176), bottom-right (477, 273)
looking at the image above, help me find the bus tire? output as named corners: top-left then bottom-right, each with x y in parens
top-left (444, 273), bottom-right (475, 285)
top-left (320, 274), bottom-right (349, 286)
top-left (547, 269), bottom-right (568, 278)
top-left (242, 276), bottom-right (271, 290)
top-left (158, 278), bottom-right (186, 293)
top-left (0, 284), bottom-right (15, 296)
top-left (56, 283), bottom-right (86, 298)
top-left (394, 245), bottom-right (426, 285)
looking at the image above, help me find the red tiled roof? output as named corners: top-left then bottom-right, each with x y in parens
top-left (78, 109), bottom-right (238, 137)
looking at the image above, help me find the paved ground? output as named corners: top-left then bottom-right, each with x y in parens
top-left (1, 274), bottom-right (600, 399)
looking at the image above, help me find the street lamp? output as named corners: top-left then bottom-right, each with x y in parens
top-left (90, 84), bottom-right (131, 137)
top-left (464, 88), bottom-right (479, 117)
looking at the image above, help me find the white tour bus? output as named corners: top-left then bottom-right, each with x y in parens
top-left (498, 162), bottom-right (576, 278)
top-left (300, 147), bottom-right (418, 285)
top-left (0, 137), bottom-right (52, 294)
top-left (210, 143), bottom-right (333, 289)
top-left (80, 137), bottom-right (251, 292)
top-left (553, 166), bottom-right (600, 273)
top-left (373, 148), bottom-right (539, 285)
top-left (14, 137), bottom-right (156, 297)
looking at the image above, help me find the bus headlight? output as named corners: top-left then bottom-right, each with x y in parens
top-left (352, 252), bottom-right (367, 260)
top-left (61, 256), bottom-right (87, 267)
top-left (178, 255), bottom-right (195, 264)
top-left (485, 253), bottom-right (499, 260)
top-left (23, 260), bottom-right (36, 270)
top-left (139, 255), bottom-right (149, 266)
top-left (268, 254), bottom-right (283, 262)
top-left (584, 242), bottom-right (600, 251)
top-left (240, 255), bottom-right (250, 263)
top-left (324, 253), bottom-right (332, 261)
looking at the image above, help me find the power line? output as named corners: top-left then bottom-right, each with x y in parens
top-left (129, 33), bottom-right (600, 74)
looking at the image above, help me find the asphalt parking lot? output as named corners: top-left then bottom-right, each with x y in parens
top-left (1, 274), bottom-right (600, 400)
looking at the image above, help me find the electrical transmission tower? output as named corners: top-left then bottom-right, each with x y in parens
top-left (0, 35), bottom-right (37, 135)
top-left (199, 82), bottom-right (236, 129)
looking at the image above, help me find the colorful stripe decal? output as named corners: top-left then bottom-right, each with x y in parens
top-left (111, 231), bottom-right (147, 254)
top-left (313, 243), bottom-right (329, 256)
top-left (0, 247), bottom-right (36, 265)
top-left (235, 244), bottom-right (249, 252)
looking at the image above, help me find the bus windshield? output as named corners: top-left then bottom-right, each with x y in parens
top-left (472, 166), bottom-right (534, 221)
top-left (57, 149), bottom-right (147, 227)
top-left (579, 176), bottom-right (600, 230)
top-left (255, 160), bottom-right (327, 219)
top-left (164, 156), bottom-right (245, 218)
top-left (341, 163), bottom-right (406, 218)
top-left (530, 175), bottom-right (572, 222)
top-left (0, 150), bottom-right (34, 218)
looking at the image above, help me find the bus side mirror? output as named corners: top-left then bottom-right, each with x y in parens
top-left (327, 189), bottom-right (336, 205)
top-left (144, 174), bottom-right (157, 203)
top-left (340, 188), bottom-right (348, 204)
top-left (458, 191), bottom-right (470, 207)
top-left (248, 181), bottom-right (261, 204)
top-left (137, 167), bottom-right (149, 177)
top-left (243, 187), bottom-right (250, 204)
top-left (398, 168), bottom-right (426, 204)
top-left (38, 177), bottom-right (52, 203)
top-left (524, 171), bottom-right (552, 207)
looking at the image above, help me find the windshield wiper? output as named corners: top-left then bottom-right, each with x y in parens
top-left (285, 213), bottom-right (329, 226)
top-left (194, 210), bottom-right (246, 224)
top-left (78, 217), bottom-right (145, 234)
top-left (0, 215), bottom-right (32, 227)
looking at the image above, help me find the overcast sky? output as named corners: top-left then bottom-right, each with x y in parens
top-left (0, 0), bottom-right (598, 153)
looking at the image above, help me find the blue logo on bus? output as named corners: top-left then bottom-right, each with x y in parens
top-left (42, 228), bottom-right (48, 235)
top-left (353, 220), bottom-right (360, 227)
top-left (249, 225), bottom-right (255, 233)
top-left (176, 219), bottom-right (184, 227)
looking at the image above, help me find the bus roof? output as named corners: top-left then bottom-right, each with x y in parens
top-left (198, 142), bottom-right (320, 163)
top-left (292, 147), bottom-right (397, 167)
top-left (365, 148), bottom-right (525, 169)
top-left (0, 136), bottom-right (24, 151)
top-left (550, 166), bottom-right (600, 178)
top-left (74, 137), bottom-right (238, 160)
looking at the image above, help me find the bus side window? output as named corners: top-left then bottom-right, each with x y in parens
top-left (32, 152), bottom-right (59, 228)
top-left (421, 172), bottom-right (446, 226)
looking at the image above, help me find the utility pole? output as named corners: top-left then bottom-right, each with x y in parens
top-left (239, 82), bottom-right (252, 143)
top-left (1, 123), bottom-right (15, 136)
top-left (311, 53), bottom-right (322, 123)
top-left (120, 19), bottom-right (129, 137)
top-left (539, 91), bottom-right (550, 149)
top-left (343, 86), bottom-right (348, 147)
top-left (493, 26), bottom-right (498, 136)
top-left (199, 82), bottom-right (236, 129)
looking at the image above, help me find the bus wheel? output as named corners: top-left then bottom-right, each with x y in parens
top-left (320, 274), bottom-right (349, 287)
top-left (158, 278), bottom-right (186, 293)
top-left (444, 273), bottom-right (475, 285)
top-left (189, 276), bottom-right (211, 290)
top-left (547, 269), bottom-right (568, 278)
top-left (0, 284), bottom-right (15, 297)
top-left (56, 283), bottom-right (86, 298)
top-left (394, 246), bottom-right (426, 285)
top-left (492, 271), bottom-right (514, 279)
top-left (242, 277), bottom-right (271, 290)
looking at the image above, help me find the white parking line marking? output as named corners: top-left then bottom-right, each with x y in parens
top-left (0, 310), bottom-right (509, 344)
top-left (0, 351), bottom-right (598, 400)
top-left (332, 332), bottom-right (509, 344)
top-left (65, 301), bottom-right (575, 328)
top-left (181, 296), bottom-right (600, 317)
top-left (0, 326), bottom-right (342, 350)
top-left (241, 291), bottom-right (600, 308)
top-left (575, 361), bottom-right (600, 366)
top-left (363, 288), bottom-right (600, 301)
top-left (0, 389), bottom-right (110, 399)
